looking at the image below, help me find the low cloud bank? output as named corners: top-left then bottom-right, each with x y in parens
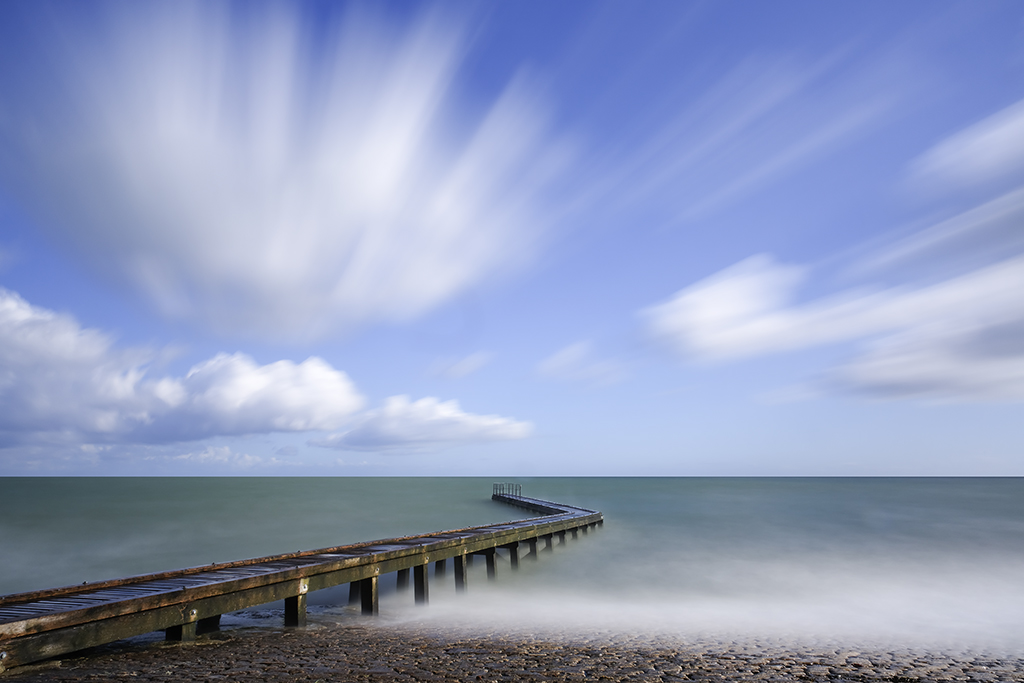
top-left (0, 289), bottom-right (364, 446)
top-left (0, 289), bottom-right (532, 457)
top-left (311, 395), bottom-right (532, 452)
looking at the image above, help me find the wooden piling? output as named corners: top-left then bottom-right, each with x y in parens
top-left (359, 576), bottom-right (378, 616)
top-left (196, 615), bottom-right (221, 634)
top-left (484, 549), bottom-right (497, 580)
top-left (503, 542), bottom-right (519, 569)
top-left (284, 580), bottom-right (308, 627)
top-left (454, 553), bottom-right (468, 593)
top-left (164, 621), bottom-right (195, 642)
top-left (284, 594), bottom-right (306, 627)
top-left (414, 564), bottom-right (429, 605)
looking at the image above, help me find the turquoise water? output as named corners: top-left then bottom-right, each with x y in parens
top-left (3, 477), bottom-right (1024, 647)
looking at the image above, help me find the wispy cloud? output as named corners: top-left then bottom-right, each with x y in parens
top-left (0, 288), bottom-right (364, 446)
top-left (536, 341), bottom-right (628, 387)
top-left (910, 97), bottom-right (1024, 192)
top-left (642, 91), bottom-right (1024, 402)
top-left (592, 53), bottom-right (900, 223)
top-left (646, 252), bottom-right (1024, 363)
top-left (851, 187), bottom-right (1024, 281)
top-left (428, 351), bottom-right (493, 379)
top-left (0, 4), bottom-right (569, 340)
top-left (831, 321), bottom-right (1024, 401)
top-left (643, 252), bottom-right (1024, 400)
top-left (643, 120), bottom-right (1024, 403)
top-left (311, 395), bottom-right (531, 452)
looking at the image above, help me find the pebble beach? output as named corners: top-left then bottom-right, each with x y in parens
top-left (6, 613), bottom-right (1024, 682)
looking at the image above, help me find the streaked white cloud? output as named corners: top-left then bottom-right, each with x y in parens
top-left (536, 341), bottom-right (628, 387)
top-left (597, 54), bottom-right (899, 222)
top-left (638, 91), bottom-right (1024, 401)
top-left (311, 395), bottom-right (531, 452)
top-left (852, 187), bottom-right (1024, 281)
top-left (833, 324), bottom-right (1024, 401)
top-left (644, 93), bottom-right (1024, 403)
top-left (643, 251), bottom-right (1024, 400)
top-left (429, 351), bottom-right (493, 379)
top-left (0, 288), bottom-right (364, 445)
top-left (911, 97), bottom-right (1024, 190)
top-left (0, 4), bottom-right (568, 339)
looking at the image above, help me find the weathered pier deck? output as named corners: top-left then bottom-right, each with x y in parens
top-left (0, 486), bottom-right (602, 673)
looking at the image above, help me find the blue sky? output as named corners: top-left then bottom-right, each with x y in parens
top-left (1, 1), bottom-right (1022, 475)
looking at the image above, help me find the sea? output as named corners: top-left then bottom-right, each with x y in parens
top-left (2, 477), bottom-right (1024, 651)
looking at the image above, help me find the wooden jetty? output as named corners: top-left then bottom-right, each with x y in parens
top-left (0, 486), bottom-right (602, 673)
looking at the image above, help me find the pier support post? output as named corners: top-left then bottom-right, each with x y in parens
top-left (503, 542), bottom-right (520, 569)
top-left (527, 538), bottom-right (538, 560)
top-left (454, 553), bottom-right (468, 593)
top-left (359, 576), bottom-right (378, 616)
top-left (165, 621), bottom-right (196, 642)
top-left (396, 568), bottom-right (410, 591)
top-left (348, 581), bottom-right (361, 606)
top-left (284, 594), bottom-right (307, 627)
top-left (543, 534), bottom-right (553, 551)
top-left (197, 615), bottom-right (221, 634)
top-left (484, 549), bottom-right (497, 580)
top-left (557, 530), bottom-right (566, 545)
top-left (571, 528), bottom-right (578, 539)
top-left (414, 564), bottom-right (429, 605)
top-left (434, 558), bottom-right (446, 577)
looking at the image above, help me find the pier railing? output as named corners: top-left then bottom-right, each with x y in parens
top-left (0, 487), bottom-right (602, 673)
top-left (492, 482), bottom-right (521, 497)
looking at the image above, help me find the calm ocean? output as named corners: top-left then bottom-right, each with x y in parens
top-left (2, 477), bottom-right (1023, 649)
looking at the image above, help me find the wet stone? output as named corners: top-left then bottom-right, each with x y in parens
top-left (5, 623), bottom-right (1024, 683)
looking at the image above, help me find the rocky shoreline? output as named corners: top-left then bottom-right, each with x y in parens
top-left (6, 614), bottom-right (1024, 682)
